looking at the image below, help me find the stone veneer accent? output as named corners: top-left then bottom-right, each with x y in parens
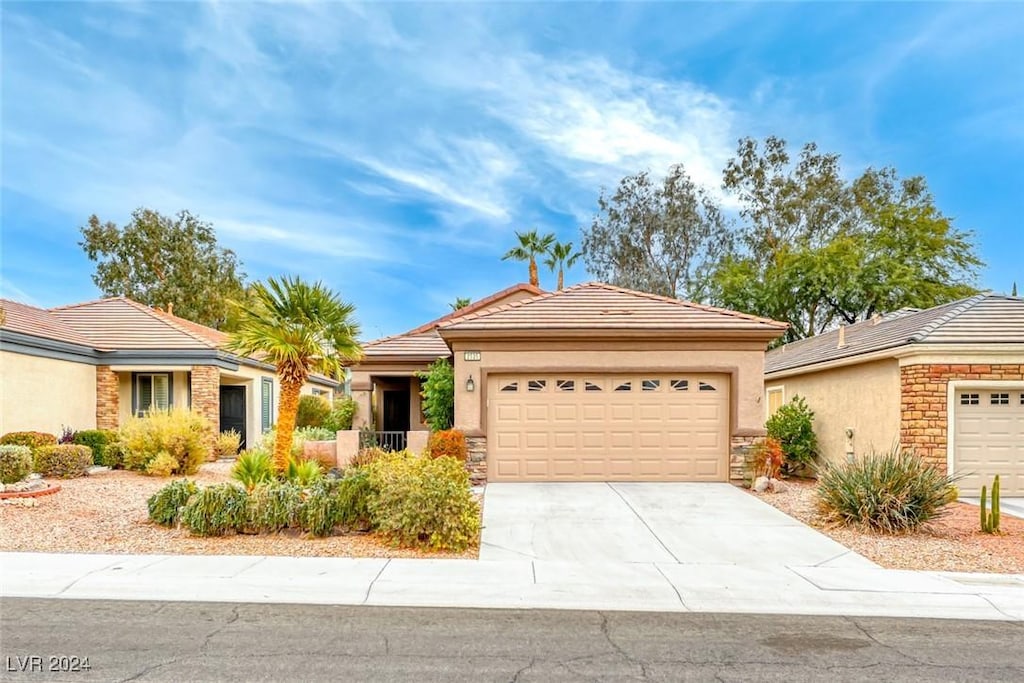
top-left (465, 435), bottom-right (487, 485)
top-left (190, 366), bottom-right (221, 439)
top-left (900, 363), bottom-right (1024, 471)
top-left (730, 434), bottom-right (761, 483)
top-left (96, 366), bottom-right (120, 430)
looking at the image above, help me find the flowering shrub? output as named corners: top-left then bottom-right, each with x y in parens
top-left (426, 429), bottom-right (467, 461)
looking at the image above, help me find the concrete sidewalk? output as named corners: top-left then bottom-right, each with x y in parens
top-left (3, 551), bottom-right (1022, 621)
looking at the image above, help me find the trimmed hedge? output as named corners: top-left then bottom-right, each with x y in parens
top-left (33, 444), bottom-right (93, 479)
top-left (0, 445), bottom-right (33, 484)
top-left (72, 429), bottom-right (118, 466)
top-left (1, 431), bottom-right (57, 452)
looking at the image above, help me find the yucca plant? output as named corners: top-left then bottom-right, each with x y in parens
top-left (226, 276), bottom-right (363, 473)
top-left (286, 458), bottom-right (324, 487)
top-left (816, 445), bottom-right (957, 533)
top-left (231, 450), bottom-right (274, 492)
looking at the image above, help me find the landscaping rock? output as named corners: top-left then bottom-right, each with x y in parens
top-left (769, 479), bottom-right (789, 493)
top-left (753, 476), bottom-right (770, 493)
top-left (86, 466), bottom-right (111, 476)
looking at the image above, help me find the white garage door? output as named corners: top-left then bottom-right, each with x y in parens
top-left (954, 388), bottom-right (1024, 496)
top-left (487, 373), bottom-right (730, 482)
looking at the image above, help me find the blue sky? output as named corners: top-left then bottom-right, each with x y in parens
top-left (2, 2), bottom-right (1022, 340)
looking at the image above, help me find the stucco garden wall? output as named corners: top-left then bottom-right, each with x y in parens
top-left (0, 350), bottom-right (97, 435)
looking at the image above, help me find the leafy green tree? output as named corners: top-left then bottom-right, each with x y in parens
top-left (502, 229), bottom-right (555, 287)
top-left (226, 277), bottom-right (363, 472)
top-left (543, 240), bottom-right (581, 290)
top-left (417, 358), bottom-right (454, 431)
top-left (765, 395), bottom-right (819, 476)
top-left (714, 137), bottom-right (983, 340)
top-left (581, 164), bottom-right (730, 300)
top-left (79, 208), bottom-right (246, 328)
top-left (449, 297), bottom-right (472, 311)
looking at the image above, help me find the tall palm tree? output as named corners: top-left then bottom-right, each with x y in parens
top-left (226, 276), bottom-right (363, 472)
top-left (502, 230), bottom-right (555, 287)
top-left (543, 240), bottom-right (582, 290)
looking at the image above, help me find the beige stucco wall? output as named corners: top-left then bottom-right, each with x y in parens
top-left (448, 339), bottom-right (770, 437)
top-left (0, 351), bottom-right (97, 435)
top-left (766, 358), bottom-right (901, 466)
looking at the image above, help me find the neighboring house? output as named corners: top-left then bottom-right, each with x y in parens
top-left (351, 282), bottom-right (786, 483)
top-left (0, 296), bottom-right (339, 449)
top-left (764, 294), bottom-right (1024, 496)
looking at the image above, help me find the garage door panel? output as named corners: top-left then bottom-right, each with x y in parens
top-left (954, 389), bottom-right (1024, 496)
top-left (488, 372), bottom-right (729, 482)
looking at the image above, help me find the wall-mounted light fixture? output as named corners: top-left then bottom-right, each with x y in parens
top-left (466, 376), bottom-right (476, 392)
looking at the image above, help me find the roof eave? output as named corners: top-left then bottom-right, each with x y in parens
top-left (438, 327), bottom-right (786, 342)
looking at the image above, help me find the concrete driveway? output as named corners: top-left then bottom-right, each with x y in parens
top-left (481, 482), bottom-right (874, 568)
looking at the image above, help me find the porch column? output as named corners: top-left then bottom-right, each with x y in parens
top-left (190, 366), bottom-right (220, 432)
top-left (96, 366), bottom-right (120, 431)
top-left (350, 382), bottom-right (372, 430)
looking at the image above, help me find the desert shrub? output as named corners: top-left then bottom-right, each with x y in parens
top-left (145, 451), bottom-right (178, 477)
top-left (286, 458), bottom-right (323, 487)
top-left (365, 451), bottom-right (480, 551)
top-left (296, 395), bottom-right (332, 428)
top-left (33, 444), bottom-right (92, 479)
top-left (213, 430), bottom-right (242, 459)
top-left (749, 437), bottom-right (784, 481)
top-left (349, 446), bottom-right (387, 469)
top-left (232, 450), bottom-right (274, 492)
top-left (816, 446), bottom-right (956, 533)
top-left (417, 358), bottom-right (455, 431)
top-left (426, 429), bottom-right (467, 461)
top-left (323, 396), bottom-right (358, 433)
top-left (101, 442), bottom-right (126, 469)
top-left (147, 479), bottom-right (199, 527)
top-left (258, 426), bottom-right (334, 461)
top-left (0, 445), bottom-right (33, 484)
top-left (297, 479), bottom-right (343, 537)
top-left (246, 481), bottom-right (302, 533)
top-left (1, 431), bottom-right (57, 453)
top-left (336, 468), bottom-right (374, 529)
top-left (181, 483), bottom-right (248, 536)
top-left (295, 426), bottom-right (335, 441)
top-left (766, 396), bottom-right (819, 475)
top-left (119, 409), bottom-right (211, 475)
top-left (72, 429), bottom-right (117, 465)
top-left (58, 425), bottom-right (77, 444)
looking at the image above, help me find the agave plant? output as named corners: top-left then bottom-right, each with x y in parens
top-left (231, 450), bottom-right (274, 492)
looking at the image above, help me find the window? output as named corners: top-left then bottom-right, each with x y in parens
top-left (556, 379), bottom-right (575, 392)
top-left (614, 381), bottom-right (632, 392)
top-left (641, 379), bottom-right (660, 392)
top-left (500, 381), bottom-right (519, 392)
top-left (584, 381), bottom-right (602, 392)
top-left (991, 393), bottom-right (1010, 405)
top-left (312, 388), bottom-right (330, 398)
top-left (261, 377), bottom-right (274, 432)
top-left (1021, 393), bottom-right (1024, 406)
top-left (960, 393), bottom-right (979, 405)
top-left (527, 379), bottom-right (547, 392)
top-left (670, 379), bottom-right (689, 391)
top-left (135, 373), bottom-right (172, 416)
top-left (699, 381), bottom-right (716, 392)
top-left (767, 388), bottom-right (784, 415)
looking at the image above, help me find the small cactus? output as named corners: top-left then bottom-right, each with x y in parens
top-left (980, 476), bottom-right (1002, 534)
top-left (992, 475), bottom-right (1001, 532)
top-left (980, 484), bottom-right (989, 533)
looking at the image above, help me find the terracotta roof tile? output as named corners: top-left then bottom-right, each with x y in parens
top-left (439, 282), bottom-right (788, 333)
top-left (765, 294), bottom-right (1024, 375)
top-left (50, 297), bottom-right (215, 350)
top-left (0, 299), bottom-right (95, 347)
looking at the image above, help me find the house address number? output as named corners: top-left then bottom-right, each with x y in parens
top-left (463, 351), bottom-right (481, 361)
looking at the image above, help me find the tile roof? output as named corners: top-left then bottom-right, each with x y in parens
top-left (765, 294), bottom-right (1024, 375)
top-left (439, 282), bottom-right (788, 333)
top-left (0, 299), bottom-right (96, 347)
top-left (50, 297), bottom-right (215, 350)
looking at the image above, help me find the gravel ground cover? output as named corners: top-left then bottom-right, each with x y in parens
top-left (0, 463), bottom-right (477, 559)
top-left (753, 479), bottom-right (1024, 573)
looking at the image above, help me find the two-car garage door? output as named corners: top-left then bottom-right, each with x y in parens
top-left (955, 388), bottom-right (1024, 495)
top-left (487, 373), bottom-right (729, 482)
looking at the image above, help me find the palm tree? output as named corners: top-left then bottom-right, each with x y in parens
top-left (449, 297), bottom-right (472, 311)
top-left (226, 276), bottom-right (363, 472)
top-left (502, 230), bottom-right (555, 287)
top-left (543, 240), bottom-right (582, 290)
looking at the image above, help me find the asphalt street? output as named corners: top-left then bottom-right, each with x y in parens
top-left (2, 598), bottom-right (1023, 682)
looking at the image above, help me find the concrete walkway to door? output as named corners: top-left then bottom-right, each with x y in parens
top-left (481, 482), bottom-right (874, 568)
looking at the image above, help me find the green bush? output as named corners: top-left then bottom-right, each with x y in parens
top-left (365, 451), bottom-right (480, 551)
top-left (335, 468), bottom-right (374, 529)
top-left (1, 431), bottom-right (57, 453)
top-left (181, 483), bottom-right (248, 537)
top-left (766, 395), bottom-right (819, 475)
top-left (145, 451), bottom-right (178, 477)
top-left (816, 446), bottom-right (956, 533)
top-left (246, 481), bottom-right (302, 533)
top-left (297, 479), bottom-right (343, 537)
top-left (0, 445), bottom-right (33, 484)
top-left (33, 444), bottom-right (93, 479)
top-left (286, 458), bottom-right (323, 487)
top-left (417, 358), bottom-right (454, 431)
top-left (119, 409), bottom-right (211, 475)
top-left (72, 429), bottom-right (117, 465)
top-left (213, 430), bottom-right (242, 459)
top-left (296, 395), bottom-right (332, 428)
top-left (147, 479), bottom-right (199, 527)
top-left (101, 442), bottom-right (126, 469)
top-left (232, 450), bottom-right (274, 492)
top-left (323, 397), bottom-right (358, 433)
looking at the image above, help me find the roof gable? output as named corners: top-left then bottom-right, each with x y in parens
top-left (50, 297), bottom-right (216, 351)
top-left (439, 282), bottom-right (787, 334)
top-left (765, 294), bottom-right (1024, 375)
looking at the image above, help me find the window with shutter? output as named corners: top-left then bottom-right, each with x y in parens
top-left (135, 373), bottom-right (172, 416)
top-left (261, 378), bottom-right (274, 432)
